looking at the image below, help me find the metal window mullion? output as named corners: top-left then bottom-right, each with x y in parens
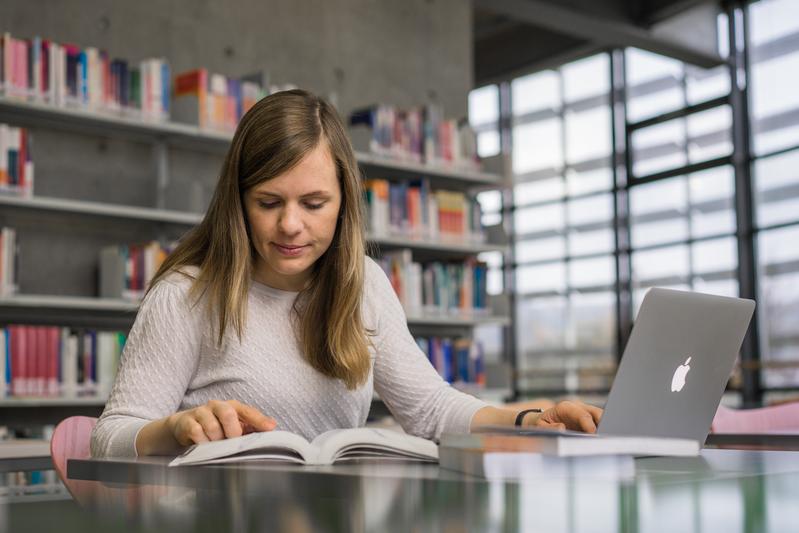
top-left (498, 79), bottom-right (520, 400)
top-left (729, 2), bottom-right (762, 406)
top-left (612, 49), bottom-right (634, 363)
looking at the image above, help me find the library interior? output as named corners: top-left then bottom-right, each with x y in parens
top-left (1, 0), bottom-right (799, 531)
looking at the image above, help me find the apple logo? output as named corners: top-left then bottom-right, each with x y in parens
top-left (671, 356), bottom-right (692, 392)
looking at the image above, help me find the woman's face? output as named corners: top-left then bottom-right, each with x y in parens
top-left (243, 141), bottom-right (342, 291)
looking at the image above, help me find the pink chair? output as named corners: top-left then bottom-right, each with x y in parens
top-left (711, 402), bottom-right (799, 433)
top-left (49, 416), bottom-right (99, 503)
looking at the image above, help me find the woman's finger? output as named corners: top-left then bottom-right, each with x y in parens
top-left (194, 406), bottom-right (225, 441)
top-left (181, 418), bottom-right (209, 446)
top-left (232, 401), bottom-right (277, 433)
top-left (210, 401), bottom-right (244, 438)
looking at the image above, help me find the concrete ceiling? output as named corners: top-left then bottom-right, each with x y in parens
top-left (474, 0), bottom-right (725, 85)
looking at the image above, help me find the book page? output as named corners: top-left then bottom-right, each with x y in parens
top-left (311, 428), bottom-right (438, 465)
top-left (168, 431), bottom-right (315, 467)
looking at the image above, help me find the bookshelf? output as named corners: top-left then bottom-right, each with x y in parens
top-left (0, 96), bottom-right (511, 417)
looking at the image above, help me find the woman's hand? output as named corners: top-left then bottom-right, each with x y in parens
top-left (166, 399), bottom-right (277, 447)
top-left (524, 400), bottom-right (603, 433)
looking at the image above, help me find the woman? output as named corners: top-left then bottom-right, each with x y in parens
top-left (91, 90), bottom-right (601, 458)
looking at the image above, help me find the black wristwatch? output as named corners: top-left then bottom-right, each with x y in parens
top-left (514, 408), bottom-right (544, 426)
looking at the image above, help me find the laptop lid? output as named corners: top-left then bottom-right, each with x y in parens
top-left (597, 288), bottom-right (755, 442)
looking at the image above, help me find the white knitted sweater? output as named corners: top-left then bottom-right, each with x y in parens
top-left (90, 257), bottom-right (487, 457)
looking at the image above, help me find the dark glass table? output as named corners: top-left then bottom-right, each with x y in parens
top-left (3, 448), bottom-right (799, 532)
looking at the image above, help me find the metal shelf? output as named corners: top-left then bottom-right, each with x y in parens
top-left (368, 233), bottom-right (507, 254)
top-left (0, 96), bottom-right (504, 186)
top-left (406, 314), bottom-right (511, 327)
top-left (0, 194), bottom-right (204, 225)
top-left (355, 151), bottom-right (504, 187)
top-left (0, 396), bottom-right (107, 407)
top-left (0, 95), bottom-right (231, 149)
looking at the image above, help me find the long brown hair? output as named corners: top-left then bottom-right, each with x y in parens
top-left (149, 89), bottom-right (371, 389)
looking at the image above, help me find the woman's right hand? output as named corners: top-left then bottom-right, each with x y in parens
top-left (166, 399), bottom-right (277, 447)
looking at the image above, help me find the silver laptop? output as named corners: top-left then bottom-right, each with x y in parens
top-left (597, 288), bottom-right (755, 443)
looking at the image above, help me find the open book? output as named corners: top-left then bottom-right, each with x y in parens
top-left (168, 428), bottom-right (439, 467)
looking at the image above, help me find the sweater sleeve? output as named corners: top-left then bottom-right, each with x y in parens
top-left (366, 258), bottom-right (488, 441)
top-left (90, 274), bottom-right (203, 458)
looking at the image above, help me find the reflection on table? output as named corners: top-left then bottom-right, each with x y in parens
top-left (4, 449), bottom-right (799, 532)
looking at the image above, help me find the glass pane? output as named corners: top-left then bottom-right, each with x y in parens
top-left (627, 84), bottom-right (683, 123)
top-left (514, 203), bottom-right (565, 234)
top-left (686, 65), bottom-right (730, 105)
top-left (749, 0), bottom-right (799, 46)
top-left (631, 219), bottom-right (689, 248)
top-left (566, 167), bottom-right (613, 195)
top-left (625, 48), bottom-right (683, 87)
top-left (687, 106), bottom-right (733, 163)
top-left (692, 237), bottom-right (737, 276)
top-left (690, 166), bottom-right (736, 237)
top-left (564, 106), bottom-right (612, 164)
top-left (751, 51), bottom-right (799, 155)
top-left (478, 252), bottom-right (504, 296)
top-left (569, 256), bottom-right (615, 289)
top-left (469, 84), bottom-right (499, 126)
top-left (631, 119), bottom-right (687, 178)
top-left (758, 225), bottom-right (799, 387)
top-left (693, 278), bottom-right (739, 298)
top-left (477, 190), bottom-right (502, 213)
top-left (630, 178), bottom-right (687, 217)
top-left (569, 228), bottom-right (615, 256)
top-left (567, 193), bottom-right (613, 227)
top-left (477, 130), bottom-right (500, 158)
top-left (632, 244), bottom-right (690, 285)
top-left (562, 54), bottom-right (609, 103)
top-left (570, 292), bottom-right (616, 350)
top-left (512, 70), bottom-right (560, 116)
top-left (514, 177), bottom-right (565, 205)
top-left (517, 296), bottom-right (567, 350)
top-left (513, 120), bottom-right (564, 173)
top-left (755, 149), bottom-right (799, 228)
top-left (515, 237), bottom-right (566, 263)
top-left (517, 262), bottom-right (566, 294)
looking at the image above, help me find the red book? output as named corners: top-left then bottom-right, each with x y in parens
top-left (9, 325), bottom-right (19, 395)
top-left (41, 40), bottom-right (50, 94)
top-left (48, 327), bottom-right (60, 396)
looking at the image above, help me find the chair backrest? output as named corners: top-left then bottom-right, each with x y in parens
top-left (49, 416), bottom-right (98, 501)
top-left (711, 403), bottom-right (799, 433)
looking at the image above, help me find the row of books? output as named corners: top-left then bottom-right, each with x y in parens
top-left (173, 69), bottom-right (273, 132)
top-left (0, 124), bottom-right (33, 196)
top-left (416, 336), bottom-right (486, 385)
top-left (0, 31), bottom-right (281, 130)
top-left (349, 103), bottom-right (480, 170)
top-left (364, 178), bottom-right (484, 242)
top-left (0, 227), bottom-right (18, 297)
top-left (1, 31), bottom-right (170, 121)
top-left (377, 250), bottom-right (489, 317)
top-left (99, 241), bottom-right (174, 300)
top-left (0, 325), bottom-right (126, 398)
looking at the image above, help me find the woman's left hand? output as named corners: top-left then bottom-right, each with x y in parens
top-left (525, 400), bottom-right (603, 433)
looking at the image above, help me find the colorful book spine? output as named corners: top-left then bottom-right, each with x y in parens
top-left (1, 325), bottom-right (125, 398)
top-left (99, 240), bottom-right (174, 300)
top-left (172, 69), bottom-right (268, 131)
top-left (362, 179), bottom-right (483, 243)
top-left (415, 336), bottom-right (485, 385)
top-left (376, 251), bottom-right (489, 317)
top-left (349, 103), bottom-right (480, 170)
top-left (0, 31), bottom-right (170, 121)
top-left (0, 226), bottom-right (19, 296)
top-left (0, 124), bottom-right (34, 196)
